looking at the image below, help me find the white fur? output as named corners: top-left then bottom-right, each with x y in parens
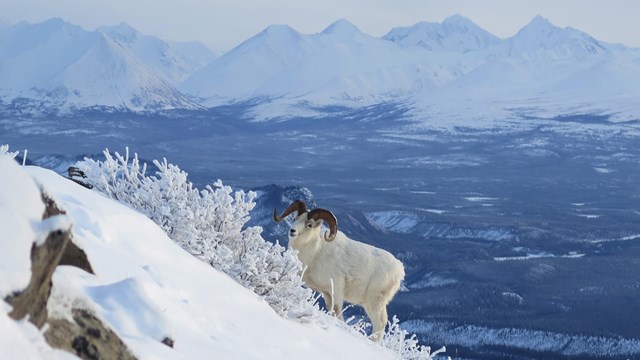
top-left (288, 212), bottom-right (405, 341)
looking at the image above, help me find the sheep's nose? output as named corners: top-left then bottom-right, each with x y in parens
top-left (289, 229), bottom-right (297, 237)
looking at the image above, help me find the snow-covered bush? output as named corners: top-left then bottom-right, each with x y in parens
top-left (77, 148), bottom-right (316, 318)
top-left (382, 317), bottom-right (446, 360)
top-left (0, 144), bottom-right (18, 159)
top-left (76, 148), bottom-right (446, 359)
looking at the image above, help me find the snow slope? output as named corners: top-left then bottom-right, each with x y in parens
top-left (0, 158), bottom-right (395, 359)
top-left (0, 19), bottom-right (198, 111)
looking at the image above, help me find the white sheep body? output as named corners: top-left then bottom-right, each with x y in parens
top-left (287, 212), bottom-right (405, 341)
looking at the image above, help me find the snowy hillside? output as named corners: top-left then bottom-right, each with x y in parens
top-left (0, 157), bottom-right (402, 359)
top-left (0, 18), bottom-right (199, 111)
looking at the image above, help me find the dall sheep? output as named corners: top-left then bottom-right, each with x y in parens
top-left (274, 200), bottom-right (405, 341)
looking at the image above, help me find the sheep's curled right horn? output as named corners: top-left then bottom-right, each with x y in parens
top-left (308, 208), bottom-right (338, 241)
top-left (273, 199), bottom-right (308, 222)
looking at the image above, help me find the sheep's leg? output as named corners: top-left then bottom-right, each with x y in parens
top-left (364, 303), bottom-right (386, 342)
top-left (329, 278), bottom-right (345, 321)
top-left (322, 291), bottom-right (345, 320)
top-left (379, 305), bottom-right (388, 339)
top-left (332, 293), bottom-right (344, 321)
top-left (320, 291), bottom-right (334, 315)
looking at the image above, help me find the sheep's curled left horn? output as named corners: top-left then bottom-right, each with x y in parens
top-left (273, 199), bottom-right (308, 222)
top-left (307, 208), bottom-right (338, 241)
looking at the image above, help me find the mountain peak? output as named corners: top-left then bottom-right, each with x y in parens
top-left (25, 17), bottom-right (86, 35)
top-left (442, 14), bottom-right (475, 28)
top-left (34, 17), bottom-right (69, 31)
top-left (506, 15), bottom-right (607, 58)
top-left (322, 19), bottom-right (362, 35)
top-left (43, 17), bottom-right (66, 25)
top-left (113, 22), bottom-right (138, 34)
top-left (99, 22), bottom-right (139, 43)
top-left (383, 15), bottom-right (499, 52)
top-left (260, 24), bottom-right (300, 38)
top-left (522, 15), bottom-right (558, 32)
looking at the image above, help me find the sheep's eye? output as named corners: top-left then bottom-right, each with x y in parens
top-left (306, 223), bottom-right (313, 228)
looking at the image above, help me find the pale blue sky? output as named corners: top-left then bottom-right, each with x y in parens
top-left (2, 0), bottom-right (639, 52)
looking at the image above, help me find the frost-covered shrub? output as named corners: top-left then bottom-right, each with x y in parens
top-left (382, 317), bottom-right (447, 360)
top-left (77, 148), bottom-right (446, 359)
top-left (77, 148), bottom-right (316, 318)
top-left (0, 144), bottom-right (18, 159)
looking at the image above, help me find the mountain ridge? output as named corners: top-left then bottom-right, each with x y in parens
top-left (383, 15), bottom-right (501, 52)
top-left (2, 15), bottom-right (639, 121)
top-left (0, 19), bottom-right (212, 111)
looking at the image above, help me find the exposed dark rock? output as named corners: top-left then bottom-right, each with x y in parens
top-left (42, 189), bottom-right (94, 273)
top-left (87, 327), bottom-right (101, 339)
top-left (161, 337), bottom-right (175, 348)
top-left (5, 191), bottom-right (77, 327)
top-left (41, 191), bottom-right (66, 218)
top-left (4, 190), bottom-right (134, 359)
top-left (46, 309), bottom-right (136, 360)
top-left (59, 241), bottom-right (94, 274)
top-left (6, 221), bottom-right (71, 327)
top-left (72, 336), bottom-right (98, 360)
top-left (67, 167), bottom-right (93, 190)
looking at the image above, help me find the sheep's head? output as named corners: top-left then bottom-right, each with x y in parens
top-left (273, 200), bottom-right (338, 244)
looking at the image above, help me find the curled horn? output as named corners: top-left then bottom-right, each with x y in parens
top-left (273, 200), bottom-right (308, 222)
top-left (308, 208), bottom-right (338, 241)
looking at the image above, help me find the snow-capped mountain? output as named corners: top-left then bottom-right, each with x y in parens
top-left (497, 15), bottom-right (608, 59)
top-left (179, 15), bottom-right (640, 122)
top-left (383, 15), bottom-right (501, 52)
top-left (180, 19), bottom-right (470, 107)
top-left (0, 18), bottom-right (198, 111)
top-left (321, 18), bottom-right (374, 43)
top-left (179, 23), bottom-right (320, 101)
top-left (2, 15), bottom-right (640, 121)
top-left (99, 23), bottom-right (216, 85)
top-left (251, 19), bottom-right (432, 101)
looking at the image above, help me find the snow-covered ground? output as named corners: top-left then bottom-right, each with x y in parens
top-left (0, 157), bottom-right (399, 359)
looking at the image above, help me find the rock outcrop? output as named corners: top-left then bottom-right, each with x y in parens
top-left (4, 190), bottom-right (134, 359)
top-left (45, 309), bottom-right (135, 360)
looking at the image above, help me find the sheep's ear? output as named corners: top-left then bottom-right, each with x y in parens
top-left (313, 219), bottom-right (323, 228)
